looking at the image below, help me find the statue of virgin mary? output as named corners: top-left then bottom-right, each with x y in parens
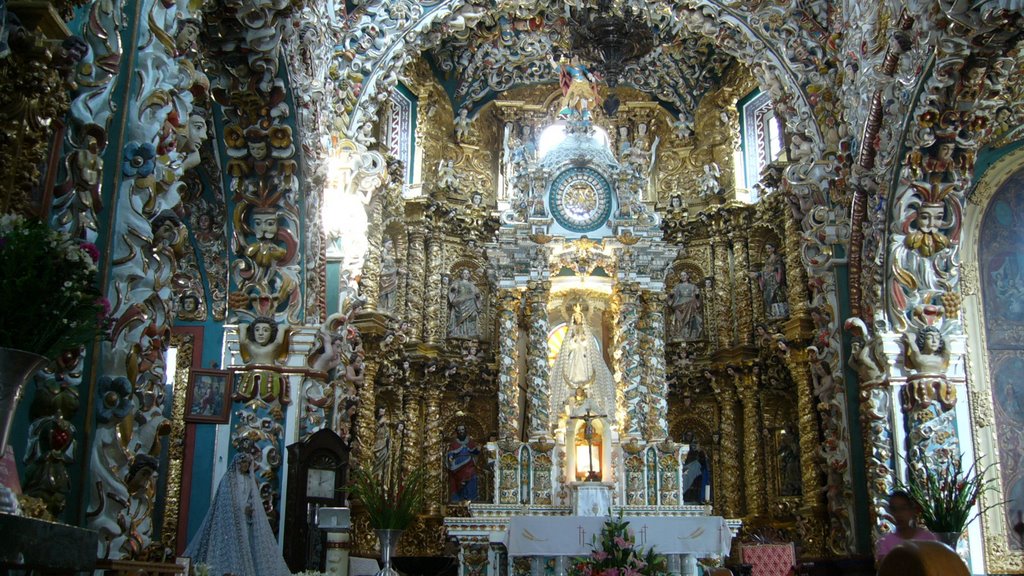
top-left (550, 303), bottom-right (617, 429)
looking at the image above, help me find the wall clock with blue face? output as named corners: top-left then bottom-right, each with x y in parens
top-left (548, 167), bottom-right (614, 233)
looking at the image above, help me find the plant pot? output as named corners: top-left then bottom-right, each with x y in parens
top-left (375, 528), bottom-right (403, 576)
top-left (0, 347), bottom-right (48, 455)
top-left (935, 531), bottom-right (962, 550)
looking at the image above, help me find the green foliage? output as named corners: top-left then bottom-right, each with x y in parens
top-left (899, 453), bottom-right (1001, 534)
top-left (0, 214), bottom-right (109, 359)
top-left (568, 513), bottom-right (669, 576)
top-left (347, 467), bottom-right (426, 530)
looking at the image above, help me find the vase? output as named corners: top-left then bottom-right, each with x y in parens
top-left (375, 528), bottom-right (403, 576)
top-left (0, 347), bottom-right (48, 456)
top-left (935, 531), bottom-right (962, 550)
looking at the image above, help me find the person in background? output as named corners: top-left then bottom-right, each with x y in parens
top-left (876, 489), bottom-right (938, 562)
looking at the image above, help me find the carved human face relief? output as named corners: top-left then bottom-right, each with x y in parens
top-left (187, 114), bottom-right (208, 149)
top-left (252, 210), bottom-right (279, 240)
top-left (916, 203), bottom-right (945, 234)
top-left (253, 322), bottom-right (273, 345)
top-left (248, 140), bottom-right (269, 160)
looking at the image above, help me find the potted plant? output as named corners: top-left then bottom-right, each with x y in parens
top-left (568, 513), bottom-right (669, 576)
top-left (348, 467), bottom-right (426, 576)
top-left (0, 213), bottom-right (109, 455)
top-left (901, 454), bottom-right (1000, 549)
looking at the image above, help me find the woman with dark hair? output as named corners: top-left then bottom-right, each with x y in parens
top-left (876, 489), bottom-right (938, 562)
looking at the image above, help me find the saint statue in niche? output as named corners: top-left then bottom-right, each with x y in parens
top-left (549, 298), bottom-right (617, 432)
top-left (750, 242), bottom-right (789, 319)
top-left (378, 238), bottom-right (398, 314)
top-left (448, 268), bottom-right (482, 339)
top-left (372, 406), bottom-right (394, 486)
top-left (563, 303), bottom-right (596, 387)
top-left (669, 271), bottom-right (703, 341)
top-left (446, 423), bottom-right (481, 502)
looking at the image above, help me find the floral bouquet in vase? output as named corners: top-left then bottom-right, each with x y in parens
top-left (0, 213), bottom-right (110, 461)
top-left (569, 514), bottom-right (669, 576)
top-left (0, 213), bottom-right (109, 359)
top-left (902, 453), bottom-right (1001, 547)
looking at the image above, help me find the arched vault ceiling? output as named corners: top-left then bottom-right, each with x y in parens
top-left (424, 12), bottom-right (735, 121)
top-left (337, 0), bottom-right (833, 155)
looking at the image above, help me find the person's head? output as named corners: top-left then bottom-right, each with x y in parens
top-left (460, 268), bottom-right (471, 280)
top-left (456, 424), bottom-right (467, 439)
top-left (249, 317), bottom-right (277, 346)
top-left (888, 490), bottom-right (919, 528)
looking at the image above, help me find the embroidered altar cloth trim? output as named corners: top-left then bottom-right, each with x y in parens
top-left (507, 516), bottom-right (732, 557)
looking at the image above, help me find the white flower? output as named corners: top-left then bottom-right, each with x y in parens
top-left (0, 213), bottom-right (25, 234)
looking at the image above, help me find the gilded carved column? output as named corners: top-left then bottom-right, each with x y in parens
top-left (713, 378), bottom-right (743, 517)
top-left (701, 244), bottom-right (718, 345)
top-left (424, 225), bottom-right (444, 345)
top-left (0, 37), bottom-right (68, 215)
top-left (394, 230), bottom-right (409, 323)
top-left (525, 281), bottom-right (551, 437)
top-left (736, 368), bottom-right (766, 516)
top-left (497, 290), bottom-right (522, 441)
top-left (423, 385), bottom-right (444, 514)
top-left (405, 228), bottom-right (426, 341)
top-left (402, 384), bottom-right (423, 477)
top-left (787, 351), bottom-right (824, 512)
top-left (731, 233), bottom-right (754, 345)
top-left (712, 238), bottom-right (733, 349)
top-left (785, 347), bottom-right (829, 555)
top-left (782, 205), bottom-right (810, 320)
top-left (352, 359), bottom-right (380, 468)
top-left (361, 195), bottom-right (386, 312)
top-left (641, 291), bottom-right (668, 440)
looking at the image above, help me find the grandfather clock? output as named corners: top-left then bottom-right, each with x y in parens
top-left (284, 429), bottom-right (348, 572)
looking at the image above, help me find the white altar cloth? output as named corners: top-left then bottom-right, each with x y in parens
top-left (507, 516), bottom-right (732, 558)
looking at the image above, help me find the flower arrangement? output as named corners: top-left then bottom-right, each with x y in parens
top-left (0, 213), bottom-right (109, 359)
top-left (569, 514), bottom-right (669, 576)
top-left (901, 453), bottom-right (1000, 534)
top-left (347, 467), bottom-right (426, 530)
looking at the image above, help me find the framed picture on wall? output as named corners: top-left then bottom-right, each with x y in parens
top-left (185, 369), bottom-right (232, 423)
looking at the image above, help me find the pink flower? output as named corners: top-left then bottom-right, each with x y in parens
top-left (95, 296), bottom-right (111, 317)
top-left (601, 569), bottom-right (619, 576)
top-left (614, 536), bottom-right (630, 549)
top-left (624, 569), bottom-right (642, 576)
top-left (80, 242), bottom-right (100, 263)
top-left (592, 550), bottom-right (608, 561)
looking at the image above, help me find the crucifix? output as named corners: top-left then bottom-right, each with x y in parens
top-left (570, 408), bottom-right (606, 482)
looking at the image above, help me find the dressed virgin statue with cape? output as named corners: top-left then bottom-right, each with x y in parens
top-left (184, 454), bottom-right (291, 576)
top-left (550, 303), bottom-right (617, 429)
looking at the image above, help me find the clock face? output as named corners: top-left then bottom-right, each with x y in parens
top-left (549, 167), bottom-right (613, 233)
top-left (306, 468), bottom-right (336, 500)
